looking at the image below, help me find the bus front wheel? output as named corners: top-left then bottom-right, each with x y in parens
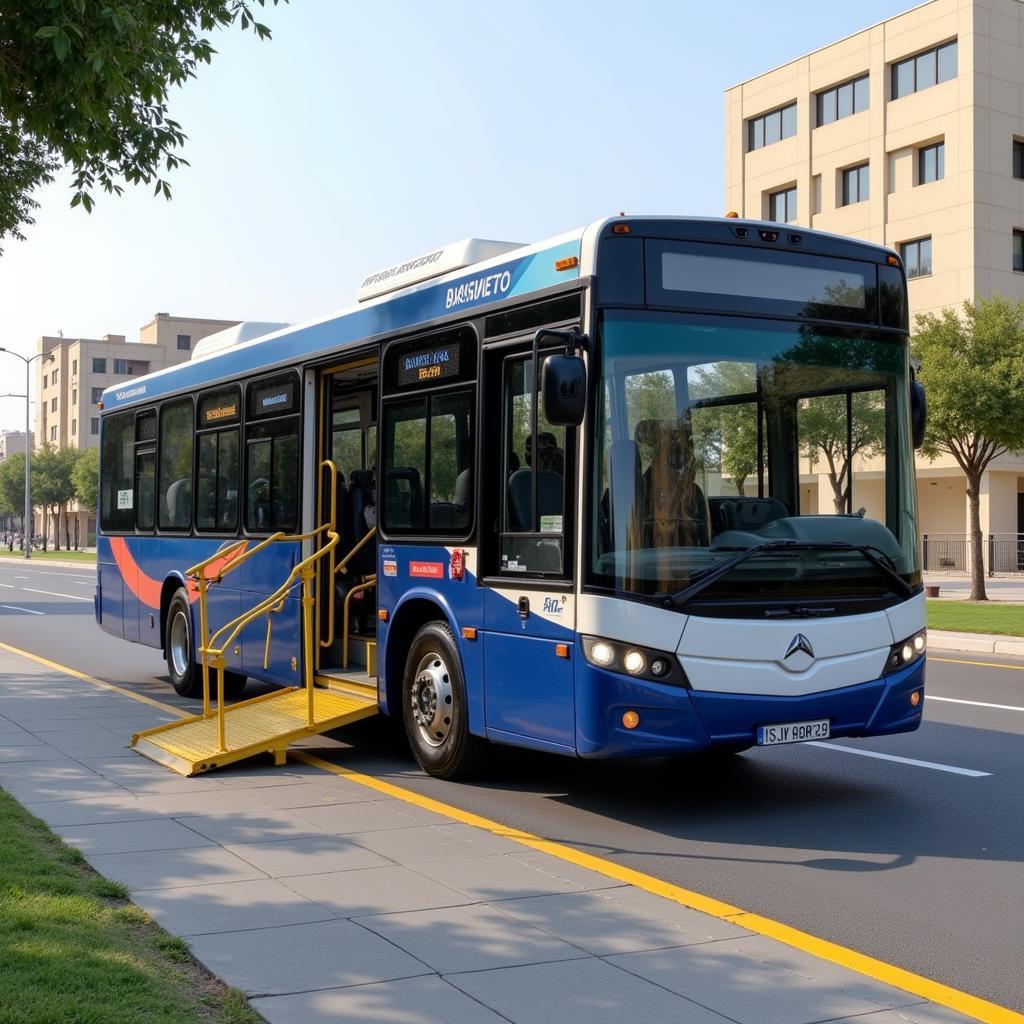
top-left (165, 590), bottom-right (246, 700)
top-left (402, 621), bottom-right (483, 779)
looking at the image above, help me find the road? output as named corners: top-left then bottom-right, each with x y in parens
top-left (1, 559), bottom-right (1021, 1012)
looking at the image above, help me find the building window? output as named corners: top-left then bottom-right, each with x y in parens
top-left (72, 359), bottom-right (77, 375)
top-left (113, 359), bottom-right (128, 374)
top-left (90, 418), bottom-right (99, 435)
top-left (918, 141), bottom-right (945, 184)
top-left (841, 164), bottom-right (870, 205)
top-left (50, 426), bottom-right (57, 442)
top-left (71, 420), bottom-right (77, 436)
top-left (50, 397), bottom-right (57, 413)
top-left (92, 358), bottom-right (106, 374)
top-left (768, 186), bottom-right (797, 223)
top-left (1014, 140), bottom-right (1024, 180)
top-left (892, 41), bottom-right (957, 100)
top-left (748, 103), bottom-right (797, 151)
top-left (177, 334), bottom-right (191, 351)
top-left (52, 369), bottom-right (59, 385)
top-left (42, 374), bottom-right (48, 389)
top-left (91, 387), bottom-right (103, 404)
top-left (71, 389), bottom-right (77, 404)
top-left (817, 75), bottom-right (869, 127)
top-left (900, 237), bottom-right (933, 278)
top-left (1014, 230), bottom-right (1024, 273)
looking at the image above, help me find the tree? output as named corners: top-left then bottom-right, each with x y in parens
top-left (31, 444), bottom-right (77, 550)
top-left (0, 1), bottom-right (283, 250)
top-left (0, 452), bottom-right (26, 533)
top-left (913, 295), bottom-right (1024, 601)
top-left (798, 391), bottom-right (885, 514)
top-left (72, 446), bottom-right (99, 511)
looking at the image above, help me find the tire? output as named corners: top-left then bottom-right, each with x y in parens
top-left (165, 589), bottom-right (247, 700)
top-left (402, 620), bottom-right (485, 779)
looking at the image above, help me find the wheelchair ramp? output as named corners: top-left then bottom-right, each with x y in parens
top-left (131, 687), bottom-right (378, 777)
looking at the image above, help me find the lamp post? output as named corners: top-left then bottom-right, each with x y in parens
top-left (0, 347), bottom-right (52, 559)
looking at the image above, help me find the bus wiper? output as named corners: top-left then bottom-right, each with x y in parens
top-left (663, 540), bottom-right (913, 610)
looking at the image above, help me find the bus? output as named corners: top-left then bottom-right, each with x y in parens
top-left (97, 216), bottom-right (927, 779)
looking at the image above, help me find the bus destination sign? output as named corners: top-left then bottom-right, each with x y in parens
top-left (398, 341), bottom-right (460, 386)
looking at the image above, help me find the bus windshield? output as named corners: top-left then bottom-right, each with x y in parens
top-left (590, 309), bottom-right (920, 606)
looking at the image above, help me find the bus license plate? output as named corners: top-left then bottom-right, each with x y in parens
top-left (756, 719), bottom-right (830, 746)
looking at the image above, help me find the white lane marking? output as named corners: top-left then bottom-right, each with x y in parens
top-left (0, 567), bottom-right (94, 579)
top-left (20, 587), bottom-right (92, 602)
top-left (0, 604), bottom-right (44, 616)
top-left (0, 583), bottom-right (12, 588)
top-left (73, 580), bottom-right (92, 586)
top-left (927, 694), bottom-right (1024, 713)
top-left (806, 741), bottom-right (991, 777)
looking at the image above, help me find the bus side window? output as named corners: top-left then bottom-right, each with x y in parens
top-left (244, 372), bottom-right (300, 534)
top-left (134, 410), bottom-right (157, 532)
top-left (157, 398), bottom-right (194, 532)
top-left (99, 411), bottom-right (136, 533)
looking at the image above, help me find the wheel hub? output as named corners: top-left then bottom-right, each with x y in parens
top-left (410, 652), bottom-right (454, 747)
top-left (169, 610), bottom-right (189, 677)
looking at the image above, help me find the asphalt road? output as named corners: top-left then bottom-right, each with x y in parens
top-left (1, 559), bottom-right (1021, 1012)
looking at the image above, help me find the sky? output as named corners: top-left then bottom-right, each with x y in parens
top-left (0, 0), bottom-right (922, 431)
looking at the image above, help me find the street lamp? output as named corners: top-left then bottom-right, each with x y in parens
top-left (0, 347), bottom-right (53, 559)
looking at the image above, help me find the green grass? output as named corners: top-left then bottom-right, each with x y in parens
top-left (0, 788), bottom-right (263, 1024)
top-left (926, 599), bottom-right (1024, 637)
top-left (0, 549), bottom-right (96, 563)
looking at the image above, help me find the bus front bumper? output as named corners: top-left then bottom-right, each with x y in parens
top-left (575, 657), bottom-right (925, 758)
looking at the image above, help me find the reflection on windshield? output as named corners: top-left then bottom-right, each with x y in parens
top-left (590, 311), bottom-right (920, 602)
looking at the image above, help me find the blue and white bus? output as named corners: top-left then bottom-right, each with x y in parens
top-left (97, 216), bottom-right (927, 778)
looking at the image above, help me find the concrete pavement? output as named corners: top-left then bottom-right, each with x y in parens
top-left (0, 646), bottom-right (987, 1024)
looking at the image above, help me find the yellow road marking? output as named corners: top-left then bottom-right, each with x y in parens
top-left (1, 639), bottom-right (1020, 1024)
top-left (932, 656), bottom-right (1024, 673)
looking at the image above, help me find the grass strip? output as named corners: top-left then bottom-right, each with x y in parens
top-left (0, 550), bottom-right (96, 563)
top-left (0, 788), bottom-right (261, 1024)
top-left (926, 599), bottom-right (1024, 638)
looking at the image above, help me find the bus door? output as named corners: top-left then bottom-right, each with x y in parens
top-left (481, 343), bottom-right (577, 752)
top-left (316, 359), bottom-right (378, 673)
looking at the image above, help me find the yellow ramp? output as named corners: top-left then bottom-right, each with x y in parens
top-left (131, 687), bottom-right (378, 777)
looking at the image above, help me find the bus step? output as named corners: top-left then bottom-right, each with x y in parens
top-left (315, 668), bottom-right (377, 699)
top-left (130, 687), bottom-right (378, 777)
top-left (345, 635), bottom-right (377, 676)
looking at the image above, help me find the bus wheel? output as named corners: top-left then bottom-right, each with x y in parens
top-left (402, 621), bottom-right (483, 779)
top-left (165, 590), bottom-right (248, 700)
top-left (166, 590), bottom-right (202, 698)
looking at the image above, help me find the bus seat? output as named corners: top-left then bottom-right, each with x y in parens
top-left (165, 478), bottom-right (192, 529)
top-left (507, 468), bottom-right (562, 532)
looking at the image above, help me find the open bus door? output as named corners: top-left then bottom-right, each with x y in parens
top-left (315, 358), bottom-right (380, 685)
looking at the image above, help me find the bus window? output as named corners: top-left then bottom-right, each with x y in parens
top-left (428, 392), bottom-right (473, 531)
top-left (135, 410), bottom-right (157, 532)
top-left (332, 407), bottom-right (362, 483)
top-left (244, 372), bottom-right (300, 534)
top-left (500, 355), bottom-right (567, 575)
top-left (99, 411), bottom-right (135, 533)
top-left (196, 387), bottom-right (241, 533)
top-left (382, 399), bottom-right (427, 531)
top-left (157, 398), bottom-right (194, 531)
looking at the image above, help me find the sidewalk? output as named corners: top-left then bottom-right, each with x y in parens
top-left (923, 575), bottom-right (1024, 602)
top-left (0, 647), bottom-right (983, 1024)
top-left (929, 629), bottom-right (1024, 656)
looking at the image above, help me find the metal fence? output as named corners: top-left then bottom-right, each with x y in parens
top-left (921, 534), bottom-right (1024, 575)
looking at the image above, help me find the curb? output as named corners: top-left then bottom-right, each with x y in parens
top-left (929, 628), bottom-right (1024, 657)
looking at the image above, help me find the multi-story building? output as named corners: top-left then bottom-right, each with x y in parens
top-left (35, 313), bottom-right (239, 544)
top-left (724, 0), bottom-right (1024, 570)
top-left (0, 431), bottom-right (33, 460)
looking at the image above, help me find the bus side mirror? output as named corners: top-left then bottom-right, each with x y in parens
top-left (911, 381), bottom-right (926, 450)
top-left (542, 353), bottom-right (586, 426)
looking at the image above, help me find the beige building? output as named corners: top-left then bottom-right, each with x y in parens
top-left (724, 0), bottom-right (1024, 571)
top-left (35, 314), bottom-right (239, 544)
top-left (0, 431), bottom-right (33, 460)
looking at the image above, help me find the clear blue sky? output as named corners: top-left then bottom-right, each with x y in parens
top-left (0, 0), bottom-right (919, 430)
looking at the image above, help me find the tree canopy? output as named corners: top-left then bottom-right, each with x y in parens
top-left (912, 294), bottom-right (1024, 599)
top-left (72, 445), bottom-right (99, 511)
top-left (0, 0), bottom-right (282, 250)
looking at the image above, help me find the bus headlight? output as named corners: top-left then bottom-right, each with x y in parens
top-left (885, 629), bottom-right (926, 674)
top-left (581, 636), bottom-right (688, 687)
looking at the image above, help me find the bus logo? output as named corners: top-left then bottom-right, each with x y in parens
top-left (784, 634), bottom-right (815, 661)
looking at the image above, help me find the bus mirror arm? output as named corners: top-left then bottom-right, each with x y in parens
top-left (535, 328), bottom-right (589, 428)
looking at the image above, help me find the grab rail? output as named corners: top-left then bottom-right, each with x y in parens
top-left (186, 460), bottom-right (341, 753)
top-left (320, 523), bottom-right (377, 650)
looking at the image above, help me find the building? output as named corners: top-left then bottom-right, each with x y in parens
top-left (35, 314), bottom-right (240, 545)
top-left (724, 0), bottom-right (1024, 570)
top-left (0, 431), bottom-right (33, 460)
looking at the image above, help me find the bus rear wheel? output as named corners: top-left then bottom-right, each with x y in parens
top-left (165, 589), bottom-right (246, 700)
top-left (402, 621), bottom-right (484, 779)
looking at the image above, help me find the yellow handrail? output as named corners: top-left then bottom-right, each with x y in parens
top-left (341, 575), bottom-right (377, 668)
top-left (335, 525), bottom-right (377, 575)
top-left (319, 460), bottom-right (339, 650)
